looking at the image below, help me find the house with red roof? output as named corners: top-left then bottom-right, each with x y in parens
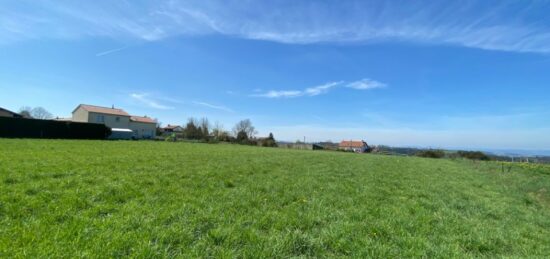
top-left (72, 104), bottom-right (157, 139)
top-left (338, 140), bottom-right (370, 153)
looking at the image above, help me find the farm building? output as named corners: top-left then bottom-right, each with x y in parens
top-left (162, 124), bottom-right (184, 133)
top-left (0, 107), bottom-right (23, 118)
top-left (278, 143), bottom-right (324, 150)
top-left (338, 140), bottom-right (370, 153)
top-left (72, 104), bottom-right (157, 139)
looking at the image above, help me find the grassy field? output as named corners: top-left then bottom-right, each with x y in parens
top-left (1, 139), bottom-right (549, 258)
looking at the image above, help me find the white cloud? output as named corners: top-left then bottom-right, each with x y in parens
top-left (304, 81), bottom-right (342, 96)
top-left (253, 80), bottom-right (383, 98)
top-left (346, 79), bottom-right (386, 90)
top-left (253, 81), bottom-right (343, 98)
top-left (130, 93), bottom-right (174, 110)
top-left (95, 46), bottom-right (128, 57)
top-left (192, 101), bottom-right (233, 112)
top-left (253, 90), bottom-right (303, 98)
top-left (2, 1), bottom-right (550, 53)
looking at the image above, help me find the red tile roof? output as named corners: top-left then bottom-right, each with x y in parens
top-left (130, 116), bottom-right (156, 124)
top-left (339, 140), bottom-right (368, 148)
top-left (74, 104), bottom-right (130, 116)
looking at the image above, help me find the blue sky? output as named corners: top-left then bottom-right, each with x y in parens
top-left (1, 0), bottom-right (549, 150)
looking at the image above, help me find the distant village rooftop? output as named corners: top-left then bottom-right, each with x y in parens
top-left (339, 140), bottom-right (368, 148)
top-left (338, 140), bottom-right (370, 153)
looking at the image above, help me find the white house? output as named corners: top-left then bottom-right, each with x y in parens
top-left (72, 104), bottom-right (156, 139)
top-left (338, 140), bottom-right (370, 153)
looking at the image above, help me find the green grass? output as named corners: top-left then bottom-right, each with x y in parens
top-left (1, 139), bottom-right (549, 258)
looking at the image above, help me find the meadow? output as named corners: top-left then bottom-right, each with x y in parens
top-left (1, 139), bottom-right (549, 258)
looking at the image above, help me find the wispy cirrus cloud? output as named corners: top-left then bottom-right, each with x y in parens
top-left (253, 81), bottom-right (342, 98)
top-left (253, 79), bottom-right (384, 98)
top-left (130, 93), bottom-right (174, 110)
top-left (255, 90), bottom-right (303, 98)
top-left (192, 101), bottom-right (233, 112)
top-left (346, 79), bottom-right (386, 90)
top-left (95, 46), bottom-right (128, 57)
top-left (2, 1), bottom-right (550, 53)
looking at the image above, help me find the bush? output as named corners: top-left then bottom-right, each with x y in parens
top-left (456, 151), bottom-right (491, 161)
top-left (415, 149), bottom-right (445, 159)
top-left (259, 133), bottom-right (277, 147)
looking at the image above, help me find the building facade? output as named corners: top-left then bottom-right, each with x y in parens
top-left (72, 104), bottom-right (156, 139)
top-left (162, 124), bottom-right (184, 133)
top-left (338, 140), bottom-right (370, 153)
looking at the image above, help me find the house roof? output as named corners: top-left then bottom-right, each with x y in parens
top-left (339, 140), bottom-right (368, 148)
top-left (74, 104), bottom-right (130, 116)
top-left (130, 116), bottom-right (156, 124)
top-left (164, 124), bottom-right (182, 129)
top-left (0, 107), bottom-right (22, 118)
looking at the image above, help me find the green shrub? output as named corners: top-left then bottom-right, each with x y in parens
top-left (415, 149), bottom-right (445, 158)
top-left (456, 150), bottom-right (491, 161)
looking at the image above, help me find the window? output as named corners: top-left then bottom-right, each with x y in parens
top-left (96, 115), bottom-right (104, 123)
top-left (115, 117), bottom-right (120, 122)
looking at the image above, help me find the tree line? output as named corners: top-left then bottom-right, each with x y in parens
top-left (162, 117), bottom-right (276, 147)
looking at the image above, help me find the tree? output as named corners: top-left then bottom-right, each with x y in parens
top-left (212, 121), bottom-right (230, 141)
top-left (18, 106), bottom-right (33, 118)
top-left (184, 117), bottom-right (201, 139)
top-left (156, 120), bottom-right (163, 136)
top-left (236, 130), bottom-right (248, 143)
top-left (31, 107), bottom-right (53, 119)
top-left (232, 119), bottom-right (257, 139)
top-left (199, 117), bottom-right (210, 140)
top-left (260, 132), bottom-right (277, 147)
top-left (19, 106), bottom-right (53, 119)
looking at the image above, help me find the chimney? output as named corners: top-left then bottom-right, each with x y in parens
top-left (112, 105), bottom-right (114, 109)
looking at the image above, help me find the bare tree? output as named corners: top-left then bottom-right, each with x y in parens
top-left (31, 107), bottom-right (53, 120)
top-left (18, 106), bottom-right (53, 119)
top-left (233, 119), bottom-right (257, 139)
top-left (155, 119), bottom-right (163, 136)
top-left (199, 117), bottom-right (210, 138)
top-left (18, 106), bottom-right (33, 118)
top-left (212, 121), bottom-right (224, 138)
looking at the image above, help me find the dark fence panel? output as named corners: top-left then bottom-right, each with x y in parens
top-left (0, 117), bottom-right (111, 139)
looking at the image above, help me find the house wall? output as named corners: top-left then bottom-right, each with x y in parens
top-left (71, 107), bottom-right (89, 122)
top-left (71, 106), bottom-right (155, 139)
top-left (0, 110), bottom-right (15, 117)
top-left (278, 143), bottom-right (323, 150)
top-left (129, 121), bottom-right (156, 139)
top-left (87, 112), bottom-right (130, 129)
top-left (340, 146), bottom-right (368, 153)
